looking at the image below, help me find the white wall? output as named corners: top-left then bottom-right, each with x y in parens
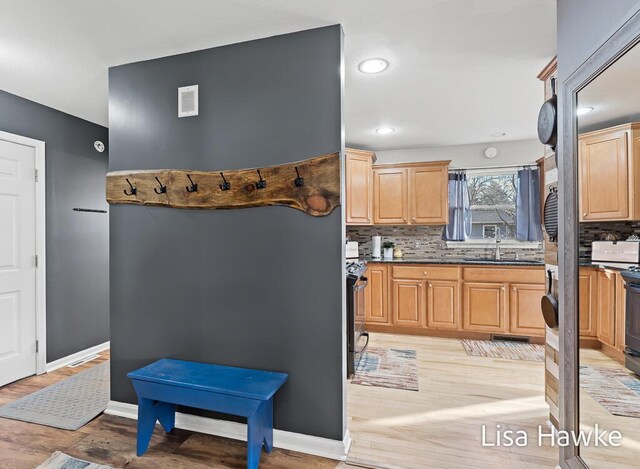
top-left (373, 138), bottom-right (544, 168)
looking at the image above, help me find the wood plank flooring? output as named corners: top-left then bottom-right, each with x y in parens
top-left (0, 334), bottom-right (567, 469)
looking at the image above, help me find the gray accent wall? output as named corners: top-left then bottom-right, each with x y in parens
top-left (108, 26), bottom-right (344, 440)
top-left (0, 90), bottom-right (110, 362)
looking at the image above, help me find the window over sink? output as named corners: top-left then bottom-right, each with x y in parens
top-left (467, 170), bottom-right (517, 240)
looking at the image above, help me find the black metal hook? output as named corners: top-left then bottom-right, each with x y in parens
top-left (294, 167), bottom-right (304, 187)
top-left (154, 176), bottom-right (167, 194)
top-left (219, 172), bottom-right (230, 191)
top-left (256, 170), bottom-right (267, 189)
top-left (186, 174), bottom-right (198, 193)
top-left (123, 178), bottom-right (137, 196)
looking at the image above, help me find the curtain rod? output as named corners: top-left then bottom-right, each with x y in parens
top-left (449, 163), bottom-right (538, 172)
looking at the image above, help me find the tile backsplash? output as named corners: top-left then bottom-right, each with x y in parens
top-left (346, 225), bottom-right (545, 261)
top-left (579, 221), bottom-right (640, 260)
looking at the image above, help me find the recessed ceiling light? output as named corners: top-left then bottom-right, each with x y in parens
top-left (358, 58), bottom-right (389, 74)
top-left (376, 127), bottom-right (395, 135)
top-left (577, 107), bottom-right (594, 116)
top-left (491, 132), bottom-right (506, 138)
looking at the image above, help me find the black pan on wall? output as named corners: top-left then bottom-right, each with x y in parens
top-left (537, 77), bottom-right (557, 151)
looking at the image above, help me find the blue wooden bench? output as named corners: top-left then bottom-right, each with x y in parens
top-left (127, 358), bottom-right (288, 469)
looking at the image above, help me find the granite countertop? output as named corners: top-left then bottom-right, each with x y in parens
top-left (359, 256), bottom-right (544, 267)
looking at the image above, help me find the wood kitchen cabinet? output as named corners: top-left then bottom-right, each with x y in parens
top-left (364, 264), bottom-right (388, 324)
top-left (463, 282), bottom-right (507, 332)
top-left (615, 271), bottom-right (626, 353)
top-left (579, 268), bottom-right (599, 338)
top-left (392, 279), bottom-right (425, 327)
top-left (597, 269), bottom-right (616, 347)
top-left (373, 167), bottom-right (408, 224)
top-left (427, 280), bottom-right (459, 330)
top-left (373, 161), bottom-right (450, 225)
top-left (579, 123), bottom-right (640, 222)
top-left (408, 164), bottom-right (449, 225)
top-left (509, 283), bottom-right (546, 336)
top-left (345, 148), bottom-right (375, 225)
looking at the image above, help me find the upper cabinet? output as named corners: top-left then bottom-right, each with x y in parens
top-left (373, 167), bottom-right (409, 224)
top-left (579, 123), bottom-right (640, 222)
top-left (373, 161), bottom-right (450, 225)
top-left (345, 148), bottom-right (375, 225)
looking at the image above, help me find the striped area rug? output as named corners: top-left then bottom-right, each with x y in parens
top-left (580, 365), bottom-right (640, 418)
top-left (36, 451), bottom-right (115, 469)
top-left (461, 339), bottom-right (545, 362)
top-left (351, 347), bottom-right (418, 391)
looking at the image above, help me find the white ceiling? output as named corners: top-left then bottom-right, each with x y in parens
top-left (0, 0), bottom-right (556, 150)
top-left (579, 41), bottom-right (640, 132)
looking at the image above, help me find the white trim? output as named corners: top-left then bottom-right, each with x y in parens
top-left (446, 240), bottom-right (542, 249)
top-left (46, 341), bottom-right (110, 373)
top-left (0, 131), bottom-right (47, 375)
top-left (106, 400), bottom-right (351, 461)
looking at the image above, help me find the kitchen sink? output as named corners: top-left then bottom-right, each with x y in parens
top-left (462, 258), bottom-right (539, 264)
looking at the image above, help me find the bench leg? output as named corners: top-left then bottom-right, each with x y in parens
top-left (263, 398), bottom-right (273, 453)
top-left (136, 398), bottom-right (177, 457)
top-left (247, 399), bottom-right (274, 469)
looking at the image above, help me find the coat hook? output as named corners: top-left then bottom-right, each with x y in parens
top-left (186, 174), bottom-right (198, 193)
top-left (154, 176), bottom-right (167, 194)
top-left (219, 172), bottom-right (231, 191)
top-left (256, 169), bottom-right (267, 189)
top-left (123, 178), bottom-right (137, 196)
top-left (294, 167), bottom-right (304, 187)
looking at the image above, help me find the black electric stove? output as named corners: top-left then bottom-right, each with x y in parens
top-left (620, 267), bottom-right (640, 376)
top-left (346, 262), bottom-right (369, 378)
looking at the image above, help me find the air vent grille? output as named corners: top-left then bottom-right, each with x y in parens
top-left (178, 85), bottom-right (199, 118)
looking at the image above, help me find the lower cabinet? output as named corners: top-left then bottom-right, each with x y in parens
top-left (427, 280), bottom-right (459, 329)
top-left (392, 279), bottom-right (426, 327)
top-left (579, 268), bottom-right (599, 338)
top-left (364, 264), bottom-right (388, 324)
top-left (615, 272), bottom-right (626, 353)
top-left (462, 282), bottom-right (507, 332)
top-left (597, 270), bottom-right (616, 347)
top-left (509, 283), bottom-right (547, 336)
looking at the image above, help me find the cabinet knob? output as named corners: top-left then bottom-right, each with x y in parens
top-left (512, 287), bottom-right (516, 291)
top-left (402, 217), bottom-right (407, 222)
top-left (423, 271), bottom-right (428, 276)
top-left (429, 284), bottom-right (433, 288)
top-left (583, 213), bottom-right (587, 217)
top-left (502, 286), bottom-right (505, 291)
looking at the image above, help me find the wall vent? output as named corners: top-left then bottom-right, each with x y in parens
top-left (178, 85), bottom-right (199, 118)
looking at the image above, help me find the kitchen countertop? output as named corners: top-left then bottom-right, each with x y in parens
top-left (358, 256), bottom-right (544, 267)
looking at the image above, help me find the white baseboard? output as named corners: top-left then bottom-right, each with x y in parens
top-left (106, 400), bottom-right (350, 461)
top-left (46, 341), bottom-right (110, 373)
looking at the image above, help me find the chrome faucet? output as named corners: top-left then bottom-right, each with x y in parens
top-left (495, 239), bottom-right (501, 261)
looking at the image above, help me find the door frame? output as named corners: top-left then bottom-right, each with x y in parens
top-left (558, 8), bottom-right (640, 469)
top-left (0, 130), bottom-right (46, 376)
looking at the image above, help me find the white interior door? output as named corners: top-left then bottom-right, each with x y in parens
top-left (0, 139), bottom-right (37, 387)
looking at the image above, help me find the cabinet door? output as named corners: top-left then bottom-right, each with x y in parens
top-left (597, 270), bottom-right (616, 346)
top-left (580, 131), bottom-right (629, 221)
top-left (345, 151), bottom-right (373, 225)
top-left (579, 269), bottom-right (598, 337)
top-left (463, 282), bottom-right (507, 332)
top-left (427, 280), bottom-right (459, 329)
top-left (409, 165), bottom-right (448, 225)
top-left (392, 279), bottom-right (425, 327)
top-left (374, 168), bottom-right (408, 224)
top-left (365, 265), bottom-right (388, 324)
top-left (509, 283), bottom-right (546, 336)
top-left (615, 272), bottom-right (626, 352)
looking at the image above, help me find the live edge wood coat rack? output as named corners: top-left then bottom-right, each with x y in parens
top-left (106, 152), bottom-right (340, 217)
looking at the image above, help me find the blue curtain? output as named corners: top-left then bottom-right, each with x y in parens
top-left (516, 168), bottom-right (543, 241)
top-left (442, 171), bottom-right (471, 241)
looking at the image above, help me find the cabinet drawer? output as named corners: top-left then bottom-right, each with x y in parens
top-left (392, 265), bottom-right (460, 281)
top-left (462, 267), bottom-right (544, 284)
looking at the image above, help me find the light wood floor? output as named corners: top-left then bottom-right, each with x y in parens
top-left (347, 333), bottom-right (559, 469)
top-left (0, 335), bottom-right (566, 469)
top-left (579, 348), bottom-right (640, 469)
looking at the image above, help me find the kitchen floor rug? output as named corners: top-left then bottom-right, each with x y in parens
top-left (36, 451), bottom-right (116, 469)
top-left (580, 365), bottom-right (640, 418)
top-left (0, 361), bottom-right (109, 430)
top-left (461, 339), bottom-right (545, 362)
top-left (351, 347), bottom-right (418, 391)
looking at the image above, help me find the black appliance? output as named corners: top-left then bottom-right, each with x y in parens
top-left (347, 261), bottom-right (369, 378)
top-left (619, 267), bottom-right (640, 376)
